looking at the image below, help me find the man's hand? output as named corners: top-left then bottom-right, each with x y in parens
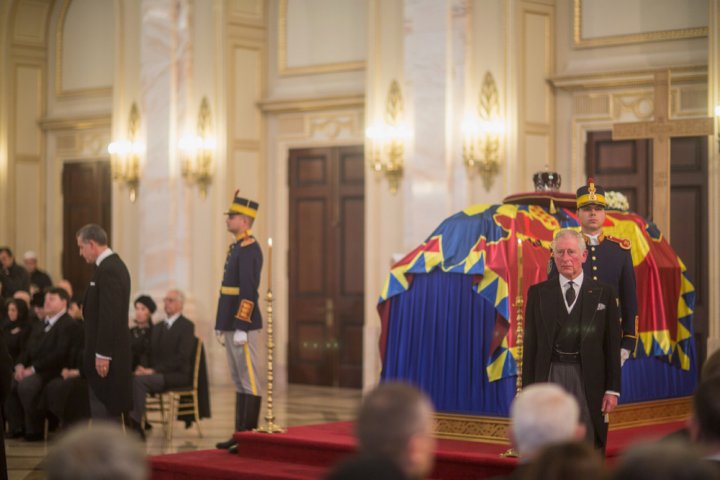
top-left (620, 348), bottom-right (630, 367)
top-left (216, 331), bottom-right (225, 347)
top-left (233, 330), bottom-right (247, 346)
top-left (61, 368), bottom-right (80, 380)
top-left (134, 366), bottom-right (155, 376)
top-left (601, 393), bottom-right (618, 414)
top-left (95, 357), bottom-right (110, 378)
top-left (22, 367), bottom-right (34, 378)
top-left (14, 364), bottom-right (24, 382)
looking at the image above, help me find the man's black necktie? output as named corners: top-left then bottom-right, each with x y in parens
top-left (565, 281), bottom-right (576, 306)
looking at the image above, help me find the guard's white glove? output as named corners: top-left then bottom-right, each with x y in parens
top-left (233, 330), bottom-right (248, 346)
top-left (620, 348), bottom-right (630, 367)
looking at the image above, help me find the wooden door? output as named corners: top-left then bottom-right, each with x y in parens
top-left (586, 131), bottom-right (651, 217)
top-left (62, 161), bottom-right (112, 300)
top-left (669, 137), bottom-right (708, 366)
top-left (586, 131), bottom-right (709, 366)
top-left (288, 146), bottom-right (364, 388)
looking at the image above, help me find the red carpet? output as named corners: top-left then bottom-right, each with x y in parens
top-left (150, 420), bottom-right (686, 480)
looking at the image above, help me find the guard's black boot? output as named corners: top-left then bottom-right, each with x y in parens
top-left (215, 393), bottom-right (246, 450)
top-left (225, 394), bottom-right (262, 454)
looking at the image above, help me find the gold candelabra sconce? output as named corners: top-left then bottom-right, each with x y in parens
top-left (107, 102), bottom-right (143, 202)
top-left (463, 72), bottom-right (504, 191)
top-left (366, 80), bottom-right (411, 194)
top-left (179, 96), bottom-right (216, 198)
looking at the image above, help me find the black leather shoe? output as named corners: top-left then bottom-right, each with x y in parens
top-left (127, 418), bottom-right (146, 441)
top-left (228, 444), bottom-right (238, 454)
top-left (215, 437), bottom-right (236, 450)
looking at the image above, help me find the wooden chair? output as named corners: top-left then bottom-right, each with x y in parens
top-left (145, 337), bottom-right (204, 441)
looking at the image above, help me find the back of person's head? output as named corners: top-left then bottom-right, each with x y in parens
top-left (690, 374), bottom-right (720, 446)
top-left (525, 441), bottom-right (605, 480)
top-left (325, 454), bottom-right (409, 480)
top-left (510, 383), bottom-right (585, 459)
top-left (46, 422), bottom-right (147, 480)
top-left (356, 382), bottom-right (435, 480)
top-left (613, 440), bottom-right (716, 480)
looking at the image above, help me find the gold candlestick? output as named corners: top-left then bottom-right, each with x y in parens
top-left (256, 238), bottom-right (284, 434)
top-left (502, 237), bottom-right (524, 458)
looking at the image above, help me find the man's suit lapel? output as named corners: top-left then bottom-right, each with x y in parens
top-left (580, 279), bottom-right (601, 343)
top-left (539, 281), bottom-right (561, 349)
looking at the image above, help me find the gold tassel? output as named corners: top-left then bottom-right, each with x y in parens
top-left (549, 198), bottom-right (557, 214)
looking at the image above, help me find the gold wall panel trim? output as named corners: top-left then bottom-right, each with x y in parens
top-left (277, 0), bottom-right (365, 76)
top-left (10, 0), bottom-right (52, 47)
top-left (232, 139), bottom-right (262, 150)
top-left (54, 0), bottom-right (112, 98)
top-left (258, 94), bottom-right (365, 113)
top-left (434, 413), bottom-right (510, 444)
top-left (39, 114), bottom-right (111, 131)
top-left (552, 65), bottom-right (707, 91)
top-left (608, 397), bottom-right (691, 430)
top-left (573, 0), bottom-right (707, 49)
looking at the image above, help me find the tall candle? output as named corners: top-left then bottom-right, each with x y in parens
top-left (267, 237), bottom-right (273, 290)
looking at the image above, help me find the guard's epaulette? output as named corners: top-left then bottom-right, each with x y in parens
top-left (240, 237), bottom-right (256, 247)
top-left (605, 235), bottom-right (631, 251)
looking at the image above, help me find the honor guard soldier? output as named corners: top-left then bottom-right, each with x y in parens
top-left (215, 192), bottom-right (263, 454)
top-left (550, 178), bottom-right (638, 364)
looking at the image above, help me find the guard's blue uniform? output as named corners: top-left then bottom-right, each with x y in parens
top-left (550, 233), bottom-right (637, 351)
top-left (215, 233), bottom-right (263, 333)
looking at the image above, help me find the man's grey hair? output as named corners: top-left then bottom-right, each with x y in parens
top-left (356, 382), bottom-right (434, 468)
top-left (167, 288), bottom-right (186, 305)
top-left (510, 383), bottom-right (581, 458)
top-left (46, 422), bottom-right (148, 480)
top-left (76, 224), bottom-right (109, 246)
top-left (551, 229), bottom-right (586, 254)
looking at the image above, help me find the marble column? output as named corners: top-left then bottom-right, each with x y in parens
top-left (138, 0), bottom-right (193, 304)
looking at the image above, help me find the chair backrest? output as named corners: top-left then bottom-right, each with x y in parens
top-left (191, 337), bottom-right (203, 390)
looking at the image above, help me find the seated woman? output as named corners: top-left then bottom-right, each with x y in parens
top-left (131, 295), bottom-right (156, 370)
top-left (2, 298), bottom-right (31, 364)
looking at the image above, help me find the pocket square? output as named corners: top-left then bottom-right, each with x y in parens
top-left (597, 303), bottom-right (606, 311)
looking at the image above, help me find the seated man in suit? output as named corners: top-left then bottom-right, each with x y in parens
top-left (127, 288), bottom-right (195, 438)
top-left (5, 287), bottom-right (76, 440)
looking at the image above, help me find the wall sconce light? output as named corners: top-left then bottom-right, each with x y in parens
top-left (463, 72), bottom-right (504, 191)
top-left (366, 80), bottom-right (411, 194)
top-left (178, 96), bottom-right (215, 198)
top-left (107, 102), bottom-right (143, 202)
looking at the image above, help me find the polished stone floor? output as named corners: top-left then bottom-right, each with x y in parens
top-left (5, 384), bottom-right (362, 480)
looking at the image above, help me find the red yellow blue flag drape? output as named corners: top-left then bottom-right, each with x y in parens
top-left (378, 203), bottom-right (695, 383)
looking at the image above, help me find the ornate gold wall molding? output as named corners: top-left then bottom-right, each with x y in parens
top-left (277, 0), bottom-right (365, 76)
top-left (10, 0), bottom-right (52, 48)
top-left (258, 93), bottom-right (364, 114)
top-left (39, 114), bottom-right (111, 131)
top-left (434, 413), bottom-right (510, 444)
top-left (552, 65), bottom-right (707, 91)
top-left (573, 0), bottom-right (708, 49)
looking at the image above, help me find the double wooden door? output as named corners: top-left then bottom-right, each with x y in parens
top-left (586, 132), bottom-right (709, 365)
top-left (62, 161), bottom-right (112, 300)
top-left (288, 146), bottom-right (365, 388)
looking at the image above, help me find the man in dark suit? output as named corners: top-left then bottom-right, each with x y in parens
top-left (523, 228), bottom-right (621, 450)
top-left (549, 178), bottom-right (637, 363)
top-left (127, 288), bottom-right (195, 438)
top-left (5, 287), bottom-right (76, 440)
top-left (0, 299), bottom-right (14, 480)
top-left (76, 224), bottom-right (132, 420)
top-left (689, 374), bottom-right (720, 473)
top-left (0, 247), bottom-right (30, 300)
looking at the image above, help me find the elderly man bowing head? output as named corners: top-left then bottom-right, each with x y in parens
top-left (522, 228), bottom-right (622, 450)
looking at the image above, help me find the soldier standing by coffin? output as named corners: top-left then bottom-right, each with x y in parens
top-left (550, 178), bottom-right (638, 364)
top-left (215, 193), bottom-right (263, 454)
